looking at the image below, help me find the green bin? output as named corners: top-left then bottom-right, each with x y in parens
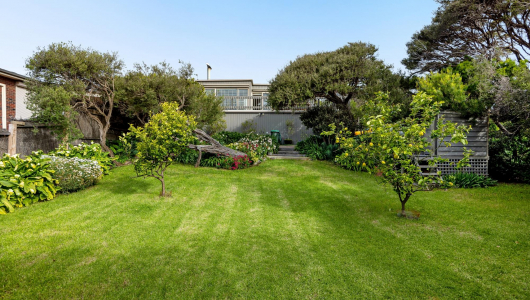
top-left (271, 130), bottom-right (282, 145)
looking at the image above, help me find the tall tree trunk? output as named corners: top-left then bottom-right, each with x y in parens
top-left (98, 122), bottom-right (114, 156)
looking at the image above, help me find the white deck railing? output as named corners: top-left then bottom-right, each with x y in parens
top-left (221, 96), bottom-right (324, 111)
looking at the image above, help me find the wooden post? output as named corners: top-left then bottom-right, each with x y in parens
top-left (7, 122), bottom-right (24, 156)
top-left (8, 124), bottom-right (17, 155)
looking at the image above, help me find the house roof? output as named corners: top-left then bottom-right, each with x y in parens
top-left (0, 68), bottom-right (28, 81)
top-left (197, 79), bottom-right (270, 87)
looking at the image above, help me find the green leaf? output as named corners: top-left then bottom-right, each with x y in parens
top-left (0, 181), bottom-right (16, 188)
top-left (1, 198), bottom-right (14, 213)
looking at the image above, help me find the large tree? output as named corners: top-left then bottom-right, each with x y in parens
top-left (26, 42), bottom-right (123, 153)
top-left (117, 62), bottom-right (225, 134)
top-left (269, 42), bottom-right (405, 109)
top-left (268, 42), bottom-right (407, 130)
top-left (403, 0), bottom-right (530, 74)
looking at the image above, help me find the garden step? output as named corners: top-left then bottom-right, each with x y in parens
top-left (275, 153), bottom-right (306, 157)
top-left (278, 151), bottom-right (300, 154)
top-left (268, 155), bottom-right (310, 160)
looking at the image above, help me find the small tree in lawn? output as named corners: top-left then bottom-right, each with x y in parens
top-left (129, 102), bottom-right (197, 196)
top-left (336, 92), bottom-right (473, 216)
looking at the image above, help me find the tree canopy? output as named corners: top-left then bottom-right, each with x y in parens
top-left (403, 0), bottom-right (530, 74)
top-left (268, 42), bottom-right (406, 110)
top-left (117, 62), bottom-right (225, 134)
top-left (26, 42), bottom-right (123, 152)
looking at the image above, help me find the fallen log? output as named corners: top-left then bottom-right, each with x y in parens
top-left (188, 129), bottom-right (247, 167)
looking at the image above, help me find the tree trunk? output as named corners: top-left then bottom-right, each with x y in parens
top-left (158, 169), bottom-right (166, 197)
top-left (195, 148), bottom-right (202, 168)
top-left (99, 122), bottom-right (114, 156)
top-left (400, 193), bottom-right (411, 214)
top-left (188, 129), bottom-right (247, 158)
top-left (160, 178), bottom-right (166, 197)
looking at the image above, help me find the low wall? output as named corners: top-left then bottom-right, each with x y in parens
top-left (224, 111), bottom-right (313, 143)
top-left (0, 113), bottom-right (123, 157)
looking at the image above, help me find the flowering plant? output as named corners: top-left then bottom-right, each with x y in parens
top-left (44, 156), bottom-right (102, 193)
top-left (48, 142), bottom-right (114, 175)
top-left (200, 154), bottom-right (251, 170)
top-left (227, 133), bottom-right (279, 163)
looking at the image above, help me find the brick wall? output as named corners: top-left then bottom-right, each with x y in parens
top-left (0, 75), bottom-right (17, 129)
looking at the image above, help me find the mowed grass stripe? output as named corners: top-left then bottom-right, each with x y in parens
top-left (0, 160), bottom-right (529, 299)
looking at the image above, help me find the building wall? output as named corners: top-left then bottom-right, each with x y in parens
top-left (15, 86), bottom-right (33, 120)
top-left (0, 76), bottom-right (17, 129)
top-left (434, 111), bottom-right (489, 158)
top-left (224, 111), bottom-right (313, 143)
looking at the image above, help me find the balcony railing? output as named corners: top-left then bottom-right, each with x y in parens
top-left (221, 96), bottom-right (324, 111)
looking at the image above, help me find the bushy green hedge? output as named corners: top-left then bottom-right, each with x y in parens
top-left (489, 134), bottom-right (530, 183)
top-left (296, 135), bottom-right (341, 161)
top-left (443, 173), bottom-right (497, 188)
top-left (200, 155), bottom-right (251, 170)
top-left (44, 156), bottom-right (103, 193)
top-left (0, 154), bottom-right (58, 214)
top-left (107, 134), bottom-right (138, 163)
top-left (212, 131), bottom-right (246, 145)
top-left (48, 143), bottom-right (114, 175)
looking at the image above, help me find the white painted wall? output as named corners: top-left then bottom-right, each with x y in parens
top-left (15, 86), bottom-right (32, 120)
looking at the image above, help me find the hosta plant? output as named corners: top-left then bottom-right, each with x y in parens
top-left (0, 154), bottom-right (58, 214)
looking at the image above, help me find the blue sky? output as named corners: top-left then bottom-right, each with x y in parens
top-left (1, 0), bottom-right (439, 83)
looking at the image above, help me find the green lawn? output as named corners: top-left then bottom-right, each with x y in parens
top-left (1, 160), bottom-right (529, 299)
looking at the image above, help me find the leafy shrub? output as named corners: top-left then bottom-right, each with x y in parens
top-left (296, 135), bottom-right (340, 161)
top-left (175, 148), bottom-right (200, 165)
top-left (0, 154), bottom-right (58, 214)
top-left (44, 156), bottom-right (102, 193)
top-left (300, 104), bottom-right (357, 136)
top-left (48, 142), bottom-right (114, 175)
top-left (489, 134), bottom-right (530, 183)
top-left (443, 173), bottom-right (497, 188)
top-left (130, 102), bottom-right (198, 196)
top-left (107, 134), bottom-right (138, 163)
top-left (200, 155), bottom-right (251, 170)
top-left (212, 131), bottom-right (246, 145)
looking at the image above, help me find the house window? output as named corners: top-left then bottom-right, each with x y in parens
top-left (262, 93), bottom-right (269, 106)
top-left (217, 89), bottom-right (237, 106)
top-left (238, 89), bottom-right (248, 106)
top-left (217, 89), bottom-right (238, 97)
top-left (205, 89), bottom-right (215, 95)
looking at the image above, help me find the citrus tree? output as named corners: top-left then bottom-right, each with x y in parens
top-left (335, 92), bottom-right (473, 215)
top-left (129, 102), bottom-right (197, 196)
